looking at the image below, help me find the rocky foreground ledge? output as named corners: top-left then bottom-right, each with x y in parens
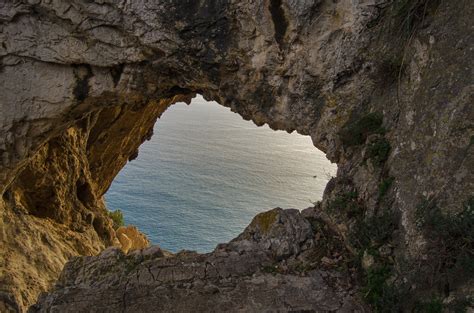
top-left (30, 208), bottom-right (367, 312)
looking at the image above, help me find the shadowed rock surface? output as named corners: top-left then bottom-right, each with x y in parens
top-left (0, 0), bottom-right (473, 311)
top-left (30, 209), bottom-right (367, 312)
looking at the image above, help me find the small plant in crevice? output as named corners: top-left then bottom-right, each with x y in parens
top-left (448, 297), bottom-right (474, 313)
top-left (353, 197), bottom-right (474, 312)
top-left (378, 55), bottom-right (407, 87)
top-left (349, 210), bottom-right (398, 253)
top-left (370, 0), bottom-right (442, 39)
top-left (366, 138), bottom-right (391, 167)
top-left (368, 0), bottom-right (442, 97)
top-left (414, 197), bottom-right (474, 293)
top-left (339, 112), bottom-right (385, 147)
top-left (327, 181), bottom-right (404, 311)
top-left (262, 264), bottom-right (279, 275)
top-left (348, 209), bottom-right (404, 312)
top-left (362, 266), bottom-right (403, 312)
top-left (304, 217), bottom-right (351, 272)
top-left (327, 191), bottom-right (364, 219)
top-left (378, 176), bottom-right (395, 199)
top-left (414, 296), bottom-right (473, 313)
top-left (388, 0), bottom-right (442, 38)
top-left (413, 297), bottom-right (444, 313)
top-left (108, 209), bottom-right (124, 230)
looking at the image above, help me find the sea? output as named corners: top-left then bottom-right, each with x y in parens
top-left (105, 95), bottom-right (337, 253)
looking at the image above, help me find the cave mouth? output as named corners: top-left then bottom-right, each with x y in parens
top-left (105, 95), bottom-right (337, 253)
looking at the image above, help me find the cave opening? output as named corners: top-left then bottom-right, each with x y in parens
top-left (105, 95), bottom-right (337, 253)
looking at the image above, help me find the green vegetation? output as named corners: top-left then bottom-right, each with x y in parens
top-left (354, 197), bottom-right (473, 312)
top-left (293, 262), bottom-right (314, 274)
top-left (339, 113), bottom-right (385, 147)
top-left (327, 190), bottom-right (472, 312)
top-left (253, 209), bottom-right (279, 233)
top-left (305, 217), bottom-right (350, 271)
top-left (414, 296), bottom-right (473, 313)
top-left (108, 209), bottom-right (124, 230)
top-left (327, 191), bottom-right (363, 218)
top-left (414, 298), bottom-right (443, 313)
top-left (448, 298), bottom-right (473, 313)
top-left (415, 197), bottom-right (474, 246)
top-left (349, 210), bottom-right (402, 312)
top-left (366, 138), bottom-right (391, 166)
top-left (415, 197), bottom-right (474, 291)
top-left (369, 0), bottom-right (442, 90)
top-left (327, 189), bottom-right (396, 251)
top-left (378, 177), bottom-right (395, 199)
top-left (262, 265), bottom-right (279, 274)
top-left (362, 266), bottom-right (402, 312)
top-left (349, 210), bottom-right (397, 252)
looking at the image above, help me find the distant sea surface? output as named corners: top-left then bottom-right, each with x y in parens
top-left (105, 96), bottom-right (336, 253)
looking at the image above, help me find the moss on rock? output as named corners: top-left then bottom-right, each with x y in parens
top-left (252, 209), bottom-right (280, 234)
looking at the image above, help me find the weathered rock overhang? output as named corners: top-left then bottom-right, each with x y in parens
top-left (0, 0), bottom-right (473, 312)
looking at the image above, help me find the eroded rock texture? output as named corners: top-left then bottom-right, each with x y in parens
top-left (31, 209), bottom-right (367, 312)
top-left (0, 0), bottom-right (473, 312)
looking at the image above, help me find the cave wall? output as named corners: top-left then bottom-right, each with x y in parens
top-left (0, 0), bottom-right (473, 311)
top-left (1, 94), bottom-right (188, 310)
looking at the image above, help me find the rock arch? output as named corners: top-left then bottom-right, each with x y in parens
top-left (0, 0), bottom-right (472, 311)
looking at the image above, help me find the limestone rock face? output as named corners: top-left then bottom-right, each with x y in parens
top-left (233, 208), bottom-right (314, 259)
top-left (115, 226), bottom-right (150, 254)
top-left (0, 0), bottom-right (473, 311)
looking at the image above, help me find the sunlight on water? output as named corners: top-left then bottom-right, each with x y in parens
top-left (106, 95), bottom-right (337, 252)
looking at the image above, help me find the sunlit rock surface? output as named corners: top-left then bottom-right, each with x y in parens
top-left (0, 0), bottom-right (472, 311)
top-left (115, 225), bottom-right (150, 254)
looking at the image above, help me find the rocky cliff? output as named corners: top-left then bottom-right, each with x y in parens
top-left (0, 0), bottom-right (473, 312)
